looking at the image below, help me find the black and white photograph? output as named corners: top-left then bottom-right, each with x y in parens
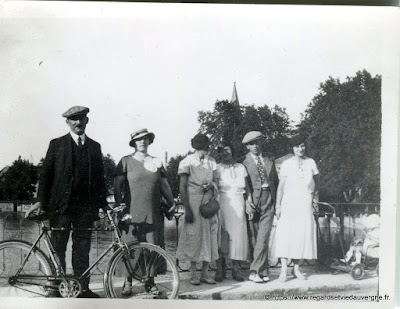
top-left (0, 1), bottom-right (398, 309)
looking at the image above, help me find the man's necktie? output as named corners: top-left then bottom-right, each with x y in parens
top-left (78, 136), bottom-right (82, 147)
top-left (256, 156), bottom-right (267, 184)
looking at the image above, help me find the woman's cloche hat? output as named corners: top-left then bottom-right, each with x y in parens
top-left (129, 128), bottom-right (155, 147)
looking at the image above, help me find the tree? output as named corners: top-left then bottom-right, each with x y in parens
top-left (165, 153), bottom-right (190, 198)
top-left (298, 70), bottom-right (381, 202)
top-left (103, 153), bottom-right (117, 195)
top-left (0, 156), bottom-right (37, 201)
top-left (198, 100), bottom-right (292, 160)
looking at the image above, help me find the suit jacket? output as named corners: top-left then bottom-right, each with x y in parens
top-left (240, 153), bottom-right (279, 208)
top-left (37, 133), bottom-right (107, 219)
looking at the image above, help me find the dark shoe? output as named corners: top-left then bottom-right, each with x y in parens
top-left (78, 289), bottom-right (100, 298)
top-left (200, 276), bottom-right (216, 284)
top-left (190, 276), bottom-right (201, 285)
top-left (148, 284), bottom-right (161, 296)
top-left (144, 277), bottom-right (161, 296)
top-left (232, 270), bottom-right (244, 282)
top-left (214, 270), bottom-right (224, 282)
top-left (121, 277), bottom-right (133, 297)
top-left (121, 283), bottom-right (133, 297)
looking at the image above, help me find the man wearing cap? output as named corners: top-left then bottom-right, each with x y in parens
top-left (240, 131), bottom-right (278, 283)
top-left (26, 106), bottom-right (107, 297)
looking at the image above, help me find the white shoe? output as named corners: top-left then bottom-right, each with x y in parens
top-left (261, 275), bottom-right (270, 282)
top-left (249, 273), bottom-right (264, 283)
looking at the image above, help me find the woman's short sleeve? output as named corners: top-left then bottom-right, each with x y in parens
top-left (310, 159), bottom-right (319, 176)
top-left (115, 157), bottom-right (128, 176)
top-left (279, 160), bottom-right (289, 177)
top-left (210, 158), bottom-right (217, 171)
top-left (239, 163), bottom-right (248, 178)
top-left (178, 157), bottom-right (190, 175)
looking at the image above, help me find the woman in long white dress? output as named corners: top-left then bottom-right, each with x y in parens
top-left (215, 142), bottom-right (251, 281)
top-left (274, 135), bottom-right (319, 282)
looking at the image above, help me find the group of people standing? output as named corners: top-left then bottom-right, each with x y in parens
top-left (176, 131), bottom-right (319, 285)
top-left (26, 105), bottom-right (320, 297)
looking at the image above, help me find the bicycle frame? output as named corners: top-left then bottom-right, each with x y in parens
top-left (78, 210), bottom-right (137, 283)
top-left (13, 208), bottom-right (140, 290)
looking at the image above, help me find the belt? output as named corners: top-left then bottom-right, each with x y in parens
top-left (261, 187), bottom-right (270, 191)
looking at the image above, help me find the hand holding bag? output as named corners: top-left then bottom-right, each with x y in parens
top-left (199, 183), bottom-right (220, 219)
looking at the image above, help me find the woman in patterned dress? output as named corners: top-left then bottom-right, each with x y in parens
top-left (176, 133), bottom-right (219, 285)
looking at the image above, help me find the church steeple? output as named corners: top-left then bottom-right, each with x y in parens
top-left (230, 82), bottom-right (239, 105)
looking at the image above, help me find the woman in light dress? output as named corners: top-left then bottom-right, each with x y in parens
top-left (176, 133), bottom-right (219, 285)
top-left (215, 142), bottom-right (250, 282)
top-left (274, 135), bottom-right (319, 282)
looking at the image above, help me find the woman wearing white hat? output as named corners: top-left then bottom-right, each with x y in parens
top-left (114, 128), bottom-right (176, 296)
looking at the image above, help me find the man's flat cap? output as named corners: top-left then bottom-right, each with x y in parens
top-left (62, 106), bottom-right (90, 118)
top-left (242, 131), bottom-right (263, 144)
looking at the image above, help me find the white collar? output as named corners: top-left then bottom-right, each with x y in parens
top-left (250, 152), bottom-right (263, 163)
top-left (193, 151), bottom-right (209, 165)
top-left (70, 131), bottom-right (86, 145)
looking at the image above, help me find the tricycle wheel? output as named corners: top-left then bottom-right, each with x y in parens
top-left (351, 264), bottom-right (365, 280)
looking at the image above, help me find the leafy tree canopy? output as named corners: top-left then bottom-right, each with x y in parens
top-left (165, 154), bottom-right (187, 198)
top-left (0, 156), bottom-right (37, 201)
top-left (298, 70), bottom-right (381, 202)
top-left (198, 100), bottom-right (292, 160)
top-left (103, 153), bottom-right (117, 195)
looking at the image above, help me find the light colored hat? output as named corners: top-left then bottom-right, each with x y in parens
top-left (62, 106), bottom-right (90, 118)
top-left (129, 128), bottom-right (155, 147)
top-left (242, 131), bottom-right (263, 144)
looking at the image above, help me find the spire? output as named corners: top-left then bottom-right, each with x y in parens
top-left (230, 82), bottom-right (239, 105)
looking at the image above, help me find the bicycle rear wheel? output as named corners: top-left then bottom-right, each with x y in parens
top-left (0, 240), bottom-right (54, 297)
top-left (104, 242), bottom-right (179, 299)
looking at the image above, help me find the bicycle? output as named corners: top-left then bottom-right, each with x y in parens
top-left (0, 206), bottom-right (180, 299)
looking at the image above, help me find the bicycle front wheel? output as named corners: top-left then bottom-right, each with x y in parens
top-left (104, 242), bottom-right (179, 299)
top-left (0, 240), bottom-right (54, 297)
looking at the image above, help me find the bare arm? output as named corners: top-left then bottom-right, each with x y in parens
top-left (160, 177), bottom-right (176, 210)
top-left (179, 174), bottom-right (193, 223)
top-left (275, 176), bottom-right (287, 219)
top-left (313, 174), bottom-right (320, 194)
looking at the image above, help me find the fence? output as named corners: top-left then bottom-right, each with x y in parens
top-left (0, 201), bottom-right (380, 274)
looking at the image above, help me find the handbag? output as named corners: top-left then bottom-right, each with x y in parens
top-left (199, 191), bottom-right (220, 219)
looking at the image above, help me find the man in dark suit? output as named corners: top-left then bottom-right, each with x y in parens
top-left (27, 106), bottom-right (107, 297)
top-left (240, 131), bottom-right (278, 283)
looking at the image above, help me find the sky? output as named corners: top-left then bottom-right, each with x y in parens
top-left (0, 2), bottom-right (398, 168)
